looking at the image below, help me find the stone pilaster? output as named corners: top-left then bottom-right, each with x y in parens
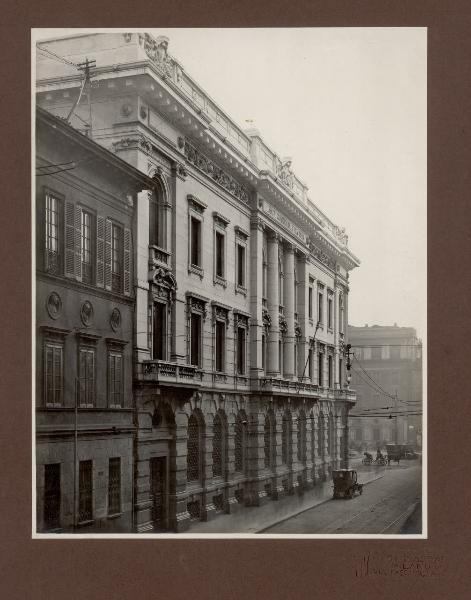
top-left (246, 401), bottom-right (269, 506)
top-left (201, 419), bottom-right (217, 521)
top-left (266, 232), bottom-right (280, 376)
top-left (135, 190), bottom-right (151, 362)
top-left (171, 409), bottom-right (191, 532)
top-left (283, 244), bottom-right (296, 379)
top-left (249, 216), bottom-right (265, 376)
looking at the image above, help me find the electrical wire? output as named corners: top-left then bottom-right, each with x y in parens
top-left (36, 45), bottom-right (79, 68)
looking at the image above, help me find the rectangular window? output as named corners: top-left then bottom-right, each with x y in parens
top-left (81, 210), bottom-right (95, 284)
top-left (111, 223), bottom-right (123, 293)
top-left (45, 193), bottom-right (62, 274)
top-left (328, 355), bottom-right (333, 388)
top-left (339, 358), bottom-right (343, 387)
top-left (149, 199), bottom-right (160, 247)
top-left (309, 348), bottom-right (314, 381)
top-left (215, 320), bottom-right (225, 372)
top-left (79, 460), bottom-right (93, 523)
top-left (279, 340), bottom-right (283, 375)
top-left (308, 286), bottom-right (313, 319)
top-left (152, 302), bottom-right (166, 360)
top-left (190, 313), bottom-right (201, 366)
top-left (237, 327), bottom-right (246, 374)
top-left (190, 217), bottom-right (201, 267)
top-left (108, 352), bottom-right (123, 407)
top-left (108, 457), bottom-right (121, 516)
top-left (327, 297), bottom-right (333, 329)
top-left (215, 231), bottom-right (224, 278)
top-left (79, 348), bottom-right (95, 407)
top-left (45, 343), bottom-right (63, 407)
top-left (44, 463), bottom-right (61, 530)
top-left (318, 352), bottom-right (323, 386)
top-left (237, 244), bottom-right (246, 287)
top-left (318, 292), bottom-right (324, 324)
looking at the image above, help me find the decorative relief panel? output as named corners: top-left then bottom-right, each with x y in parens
top-left (181, 139), bottom-right (249, 204)
top-left (112, 134), bottom-right (153, 154)
top-left (46, 292), bottom-right (62, 320)
top-left (309, 240), bottom-right (336, 270)
top-left (110, 308), bottom-right (121, 332)
top-left (80, 301), bottom-right (94, 327)
top-left (262, 309), bottom-right (271, 328)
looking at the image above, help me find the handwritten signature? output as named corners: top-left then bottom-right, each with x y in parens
top-left (355, 552), bottom-right (445, 578)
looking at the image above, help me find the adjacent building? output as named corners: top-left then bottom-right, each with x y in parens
top-left (36, 32), bottom-right (360, 533)
top-left (35, 107), bottom-right (154, 532)
top-left (348, 324), bottom-right (423, 450)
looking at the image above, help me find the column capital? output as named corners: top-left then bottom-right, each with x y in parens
top-left (250, 216), bottom-right (266, 231)
top-left (267, 230), bottom-right (282, 243)
top-left (283, 241), bottom-right (296, 254)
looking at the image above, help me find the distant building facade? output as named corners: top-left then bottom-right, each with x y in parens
top-left (347, 324), bottom-right (423, 449)
top-left (36, 32), bottom-right (360, 533)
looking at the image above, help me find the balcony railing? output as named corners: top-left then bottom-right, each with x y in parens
top-left (137, 360), bottom-right (202, 385)
top-left (149, 245), bottom-right (171, 268)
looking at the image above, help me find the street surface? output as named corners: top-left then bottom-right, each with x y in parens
top-left (262, 461), bottom-right (422, 534)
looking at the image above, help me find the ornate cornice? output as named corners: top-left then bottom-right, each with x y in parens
top-left (181, 139), bottom-right (250, 204)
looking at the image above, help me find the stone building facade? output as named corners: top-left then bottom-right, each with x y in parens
top-left (348, 324), bottom-right (423, 449)
top-left (35, 107), bottom-right (154, 532)
top-left (36, 32), bottom-right (360, 532)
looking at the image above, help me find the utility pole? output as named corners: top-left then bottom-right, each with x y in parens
top-left (67, 57), bottom-right (96, 134)
top-left (394, 389), bottom-right (398, 444)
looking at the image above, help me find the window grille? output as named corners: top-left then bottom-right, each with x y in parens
top-left (108, 457), bottom-right (121, 515)
top-left (297, 412), bottom-right (307, 464)
top-left (78, 460), bottom-right (93, 523)
top-left (282, 411), bottom-right (292, 465)
top-left (318, 415), bottom-right (325, 457)
top-left (187, 414), bottom-right (201, 481)
top-left (212, 413), bottom-right (224, 477)
top-left (44, 463), bottom-right (61, 530)
top-left (234, 413), bottom-right (245, 473)
top-left (264, 412), bottom-right (275, 469)
top-left (311, 415), bottom-right (316, 463)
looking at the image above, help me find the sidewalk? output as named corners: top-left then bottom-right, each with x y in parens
top-left (189, 467), bottom-right (385, 534)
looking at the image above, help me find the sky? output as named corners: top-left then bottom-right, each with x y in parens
top-left (34, 28), bottom-right (427, 339)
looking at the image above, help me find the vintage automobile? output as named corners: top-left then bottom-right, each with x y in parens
top-left (332, 469), bottom-right (364, 499)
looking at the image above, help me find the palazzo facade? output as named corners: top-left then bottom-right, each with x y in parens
top-left (36, 32), bottom-right (360, 532)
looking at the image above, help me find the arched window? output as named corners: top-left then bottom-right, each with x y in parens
top-left (187, 413), bottom-right (202, 482)
top-left (212, 412), bottom-right (226, 478)
top-left (282, 410), bottom-right (292, 465)
top-left (264, 411), bottom-right (275, 469)
top-left (234, 411), bottom-right (246, 473)
top-left (297, 410), bottom-right (306, 464)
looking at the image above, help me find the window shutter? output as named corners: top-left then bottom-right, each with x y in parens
top-left (64, 201), bottom-right (75, 278)
top-left (123, 227), bottom-right (131, 296)
top-left (104, 219), bottom-right (112, 291)
top-left (74, 205), bottom-right (82, 281)
top-left (96, 216), bottom-right (105, 288)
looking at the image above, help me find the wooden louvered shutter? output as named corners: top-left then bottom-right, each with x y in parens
top-left (96, 216), bottom-right (105, 288)
top-left (64, 201), bottom-right (76, 278)
top-left (104, 219), bottom-right (112, 291)
top-left (74, 204), bottom-right (82, 281)
top-left (123, 227), bottom-right (131, 296)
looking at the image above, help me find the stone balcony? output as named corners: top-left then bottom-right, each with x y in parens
top-left (136, 360), bottom-right (202, 387)
top-left (253, 377), bottom-right (356, 402)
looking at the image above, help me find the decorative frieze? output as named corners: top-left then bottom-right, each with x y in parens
top-left (182, 139), bottom-right (250, 204)
top-left (262, 200), bottom-right (308, 244)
